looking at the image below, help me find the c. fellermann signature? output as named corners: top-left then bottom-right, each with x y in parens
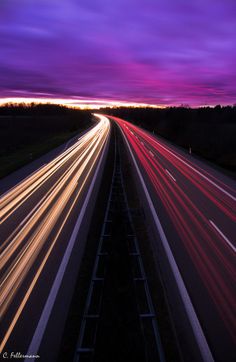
top-left (1, 352), bottom-right (40, 359)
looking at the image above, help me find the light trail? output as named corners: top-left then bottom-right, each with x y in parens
top-left (0, 114), bottom-right (110, 351)
top-left (110, 115), bottom-right (236, 347)
top-left (0, 131), bottom-right (101, 266)
top-left (0, 121), bottom-right (105, 223)
top-left (123, 122), bottom-right (236, 216)
top-left (117, 123), bottom-right (214, 362)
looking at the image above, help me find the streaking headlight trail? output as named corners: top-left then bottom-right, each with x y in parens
top-left (0, 114), bottom-right (110, 351)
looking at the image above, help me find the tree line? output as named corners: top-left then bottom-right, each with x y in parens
top-left (0, 103), bottom-right (92, 156)
top-left (102, 105), bottom-right (236, 173)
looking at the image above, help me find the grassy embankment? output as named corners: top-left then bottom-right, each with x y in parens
top-left (103, 106), bottom-right (236, 175)
top-left (0, 104), bottom-right (93, 179)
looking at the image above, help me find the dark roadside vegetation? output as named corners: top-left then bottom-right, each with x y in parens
top-left (0, 103), bottom-right (93, 178)
top-left (1, 103), bottom-right (235, 179)
top-left (102, 105), bottom-right (236, 174)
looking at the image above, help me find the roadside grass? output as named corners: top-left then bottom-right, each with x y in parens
top-left (0, 131), bottom-right (77, 179)
top-left (0, 104), bottom-right (94, 179)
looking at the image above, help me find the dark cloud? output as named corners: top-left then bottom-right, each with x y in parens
top-left (0, 0), bottom-right (235, 105)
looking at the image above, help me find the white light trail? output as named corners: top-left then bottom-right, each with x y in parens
top-left (0, 114), bottom-right (110, 343)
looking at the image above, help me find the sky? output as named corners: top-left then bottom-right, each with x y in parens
top-left (0, 0), bottom-right (236, 107)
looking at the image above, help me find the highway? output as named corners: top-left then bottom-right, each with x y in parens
top-left (109, 115), bottom-right (236, 362)
top-left (0, 112), bottom-right (235, 361)
top-left (0, 114), bottom-right (110, 359)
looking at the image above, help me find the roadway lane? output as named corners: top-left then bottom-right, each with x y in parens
top-left (109, 115), bottom-right (236, 362)
top-left (0, 114), bottom-right (110, 359)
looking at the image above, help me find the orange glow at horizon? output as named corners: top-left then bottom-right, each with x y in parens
top-left (0, 97), bottom-right (163, 109)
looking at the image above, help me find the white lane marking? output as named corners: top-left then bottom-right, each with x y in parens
top-left (26, 124), bottom-right (110, 359)
top-left (165, 169), bottom-right (176, 182)
top-left (209, 220), bottom-right (236, 253)
top-left (149, 150), bottom-right (155, 157)
top-left (119, 126), bottom-right (214, 362)
top-left (144, 133), bottom-right (236, 202)
top-left (63, 139), bottom-right (73, 151)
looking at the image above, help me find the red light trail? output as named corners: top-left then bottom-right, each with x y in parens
top-left (110, 115), bottom-right (236, 344)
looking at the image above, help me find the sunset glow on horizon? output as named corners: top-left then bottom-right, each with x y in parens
top-left (0, 97), bottom-right (164, 109)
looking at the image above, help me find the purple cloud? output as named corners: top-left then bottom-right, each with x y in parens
top-left (0, 0), bottom-right (235, 106)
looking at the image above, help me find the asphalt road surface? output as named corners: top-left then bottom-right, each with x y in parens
top-left (0, 114), bottom-right (110, 360)
top-left (0, 113), bottom-right (235, 362)
top-left (109, 115), bottom-right (236, 362)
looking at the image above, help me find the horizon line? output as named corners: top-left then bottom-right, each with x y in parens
top-left (0, 97), bottom-right (234, 110)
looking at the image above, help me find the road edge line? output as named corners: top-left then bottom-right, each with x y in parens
top-left (119, 125), bottom-right (214, 362)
